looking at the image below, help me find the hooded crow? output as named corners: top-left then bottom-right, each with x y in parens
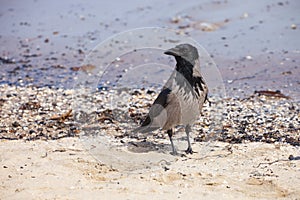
top-left (134, 43), bottom-right (208, 155)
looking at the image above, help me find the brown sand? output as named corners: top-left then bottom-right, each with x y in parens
top-left (1, 138), bottom-right (299, 199)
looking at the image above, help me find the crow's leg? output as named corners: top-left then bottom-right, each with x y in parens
top-left (167, 129), bottom-right (177, 155)
top-left (185, 125), bottom-right (193, 154)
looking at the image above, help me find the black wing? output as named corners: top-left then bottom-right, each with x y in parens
top-left (133, 88), bottom-right (171, 133)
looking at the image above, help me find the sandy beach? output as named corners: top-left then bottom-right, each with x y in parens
top-left (1, 138), bottom-right (299, 199)
top-left (1, 0), bottom-right (299, 199)
top-left (0, 84), bottom-right (299, 199)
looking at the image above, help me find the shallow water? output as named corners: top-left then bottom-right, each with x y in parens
top-left (0, 0), bottom-right (299, 100)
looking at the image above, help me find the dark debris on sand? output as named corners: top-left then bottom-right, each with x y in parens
top-left (0, 85), bottom-right (299, 147)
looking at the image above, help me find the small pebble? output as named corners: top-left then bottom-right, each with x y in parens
top-left (290, 24), bottom-right (297, 30)
top-left (245, 55), bottom-right (252, 60)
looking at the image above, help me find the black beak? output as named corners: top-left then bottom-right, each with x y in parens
top-left (164, 47), bottom-right (181, 57)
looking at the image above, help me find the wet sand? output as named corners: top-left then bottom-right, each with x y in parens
top-left (0, 0), bottom-right (299, 99)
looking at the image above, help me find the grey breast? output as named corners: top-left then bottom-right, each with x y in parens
top-left (161, 68), bottom-right (208, 130)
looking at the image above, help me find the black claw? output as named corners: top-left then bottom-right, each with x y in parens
top-left (185, 147), bottom-right (193, 154)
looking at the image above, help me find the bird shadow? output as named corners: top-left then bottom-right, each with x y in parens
top-left (126, 140), bottom-right (171, 154)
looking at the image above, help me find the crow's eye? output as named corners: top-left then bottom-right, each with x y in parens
top-left (182, 48), bottom-right (187, 54)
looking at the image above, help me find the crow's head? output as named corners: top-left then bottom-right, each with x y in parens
top-left (164, 43), bottom-right (199, 66)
